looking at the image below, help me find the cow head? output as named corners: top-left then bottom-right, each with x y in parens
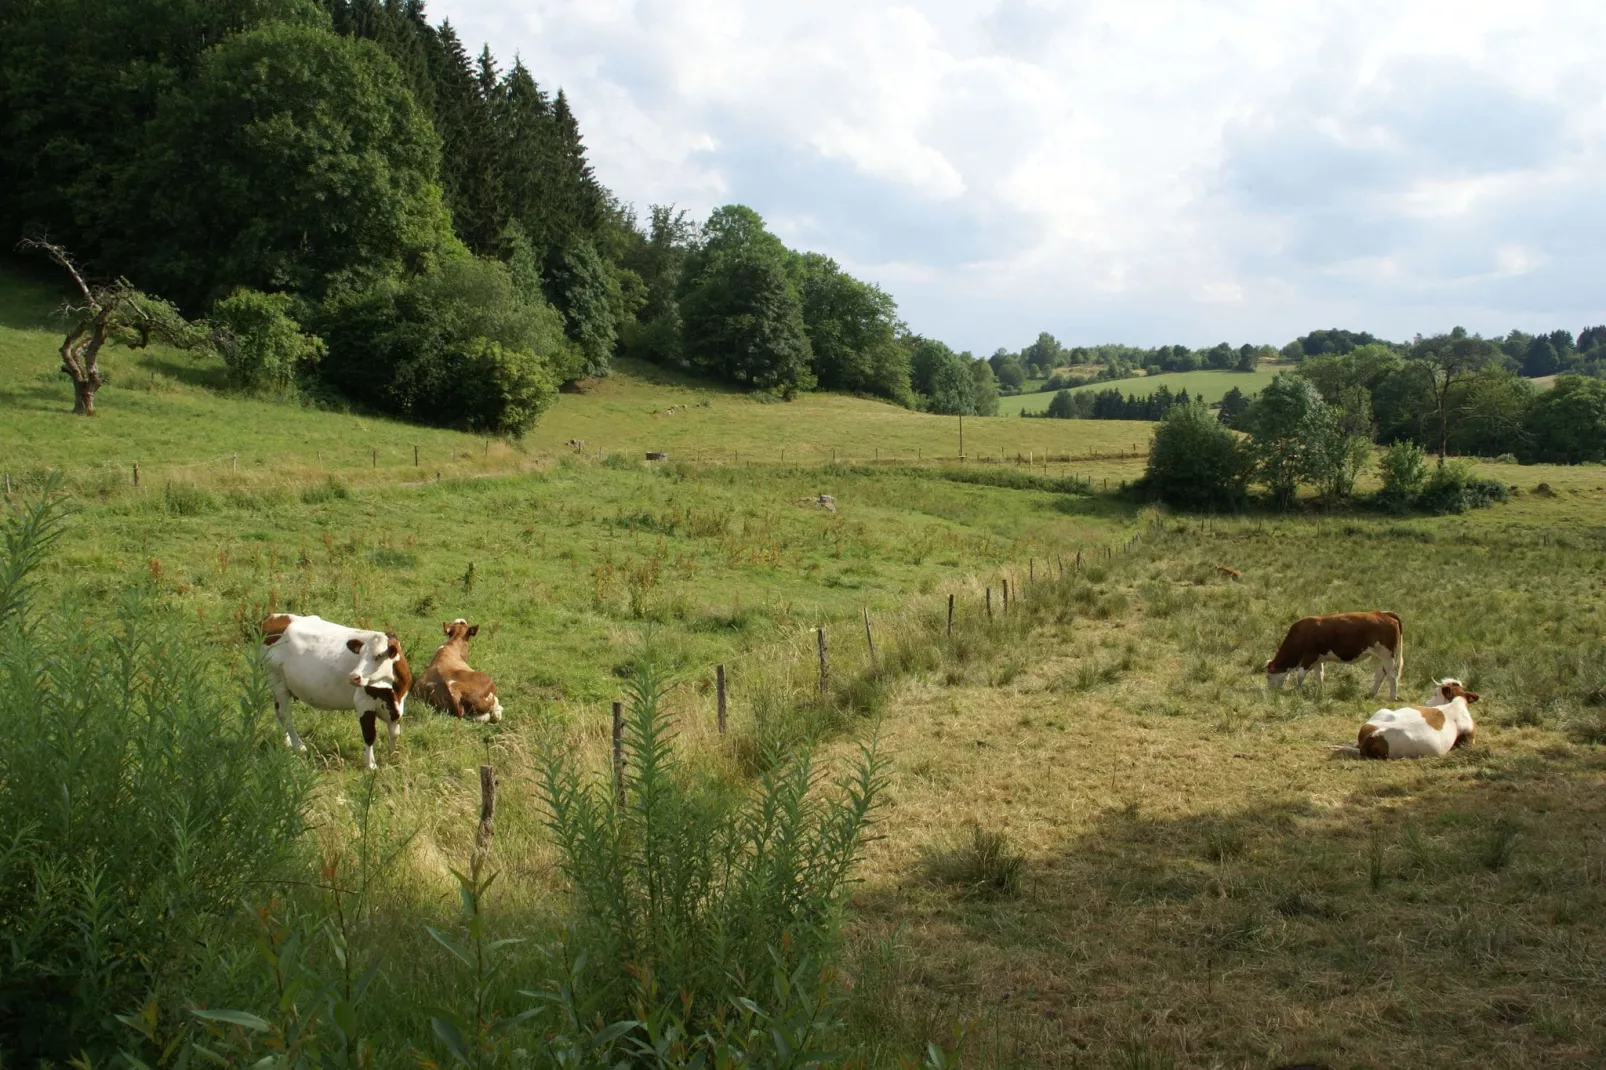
top-left (349, 631), bottom-right (411, 722)
top-left (443, 618), bottom-right (480, 643)
top-left (1432, 678), bottom-right (1479, 749)
top-left (1431, 678), bottom-right (1480, 705)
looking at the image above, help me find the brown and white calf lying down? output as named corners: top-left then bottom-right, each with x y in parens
top-left (1357, 678), bottom-right (1479, 759)
top-left (260, 613), bottom-right (413, 770)
top-left (418, 619), bottom-right (503, 723)
top-left (1266, 610), bottom-right (1403, 700)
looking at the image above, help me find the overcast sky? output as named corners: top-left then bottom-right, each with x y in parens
top-left (431, 0), bottom-right (1606, 354)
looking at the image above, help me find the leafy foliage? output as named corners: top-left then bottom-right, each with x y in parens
top-left (124, 21), bottom-right (458, 309)
top-left (1375, 441), bottom-right (1428, 512)
top-left (535, 648), bottom-right (886, 1037)
top-left (1524, 375), bottom-right (1606, 463)
top-left (211, 287), bottom-right (325, 393)
top-left (0, 483), bottom-right (311, 1065)
top-left (314, 256), bottom-right (565, 434)
top-left (1141, 400), bottom-right (1249, 510)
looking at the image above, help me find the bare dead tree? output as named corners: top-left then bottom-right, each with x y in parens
top-left (17, 237), bottom-right (205, 416)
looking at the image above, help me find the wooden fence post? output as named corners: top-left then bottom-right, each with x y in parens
top-left (986, 587), bottom-right (993, 620)
top-left (1029, 559), bottom-right (1035, 584)
top-left (477, 765), bottom-right (496, 851)
top-left (947, 593), bottom-right (954, 637)
top-left (1003, 578), bottom-right (1010, 616)
top-left (232, 452), bottom-right (238, 473)
top-left (612, 701), bottom-right (625, 806)
top-left (414, 445), bottom-right (419, 467)
top-left (816, 628), bottom-right (829, 696)
top-left (133, 462), bottom-right (140, 487)
top-left (371, 448), bottom-right (377, 468)
top-left (716, 665), bottom-right (728, 735)
top-left (1076, 549), bottom-right (1082, 574)
top-left (862, 606), bottom-right (877, 672)
top-left (1057, 553), bottom-right (1063, 580)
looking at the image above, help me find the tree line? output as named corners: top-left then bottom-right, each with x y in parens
top-left (0, 0), bottom-right (1003, 430)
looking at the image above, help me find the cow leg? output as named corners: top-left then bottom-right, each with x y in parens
top-left (360, 711), bottom-right (378, 771)
top-left (270, 677), bottom-right (306, 752)
top-left (1369, 659), bottom-right (1385, 699)
top-left (1316, 663), bottom-right (1325, 697)
top-left (1388, 651), bottom-right (1400, 702)
top-left (387, 708), bottom-right (402, 753)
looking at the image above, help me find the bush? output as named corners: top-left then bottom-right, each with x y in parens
top-left (0, 485), bottom-right (311, 1064)
top-left (1416, 461), bottom-right (1510, 514)
top-left (315, 257), bottom-right (570, 435)
top-left (211, 288), bottom-right (325, 393)
top-left (1376, 440), bottom-right (1427, 512)
top-left (535, 649), bottom-right (886, 1038)
top-left (1140, 400), bottom-right (1249, 509)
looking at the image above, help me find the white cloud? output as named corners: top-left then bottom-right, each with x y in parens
top-left (429, 0), bottom-right (1606, 349)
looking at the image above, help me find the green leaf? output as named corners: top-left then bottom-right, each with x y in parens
top-left (190, 1008), bottom-right (271, 1031)
top-left (431, 1016), bottom-right (472, 1065)
top-left (426, 925), bottom-right (474, 968)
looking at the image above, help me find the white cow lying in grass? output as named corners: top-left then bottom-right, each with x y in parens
top-left (260, 613), bottom-right (413, 770)
top-left (1356, 678), bottom-right (1479, 759)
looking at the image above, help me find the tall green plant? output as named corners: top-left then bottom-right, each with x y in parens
top-left (534, 648), bottom-right (886, 1039)
top-left (0, 481), bottom-right (312, 1064)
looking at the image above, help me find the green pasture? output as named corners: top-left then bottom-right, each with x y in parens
top-left (6, 262), bottom-right (1606, 1067)
top-left (996, 367), bottom-right (1279, 415)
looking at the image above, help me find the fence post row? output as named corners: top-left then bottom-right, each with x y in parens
top-left (612, 701), bottom-right (625, 807)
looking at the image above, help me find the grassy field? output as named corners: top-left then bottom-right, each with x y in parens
top-left (997, 368), bottom-right (1281, 417)
top-left (6, 263), bottom-right (1606, 1067)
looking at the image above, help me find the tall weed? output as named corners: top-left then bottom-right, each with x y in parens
top-left (534, 648), bottom-right (888, 1041)
top-left (0, 481), bottom-right (312, 1064)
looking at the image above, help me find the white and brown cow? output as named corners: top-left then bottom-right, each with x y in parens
top-left (418, 619), bottom-right (503, 723)
top-left (1357, 678), bottom-right (1480, 759)
top-left (260, 613), bottom-right (413, 770)
top-left (1265, 611), bottom-right (1403, 700)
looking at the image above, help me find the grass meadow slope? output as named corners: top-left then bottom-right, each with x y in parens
top-left (997, 368), bottom-right (1281, 417)
top-left (4, 262), bottom-right (1606, 1067)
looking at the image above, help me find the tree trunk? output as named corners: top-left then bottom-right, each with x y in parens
top-left (72, 378), bottom-right (98, 416)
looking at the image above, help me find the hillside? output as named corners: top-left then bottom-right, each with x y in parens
top-left (997, 367), bottom-right (1281, 416)
top-left (0, 263), bottom-right (1154, 487)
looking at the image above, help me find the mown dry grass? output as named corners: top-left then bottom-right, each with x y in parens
top-left (834, 511), bottom-right (1606, 1068)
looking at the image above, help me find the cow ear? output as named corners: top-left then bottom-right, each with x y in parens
top-left (443, 621), bottom-right (452, 635)
top-left (386, 642), bottom-right (399, 660)
top-left (346, 638), bottom-right (364, 654)
top-left (1463, 689), bottom-right (1480, 703)
top-left (467, 625), bottom-right (479, 637)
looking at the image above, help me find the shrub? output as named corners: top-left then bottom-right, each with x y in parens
top-left (1416, 461), bottom-right (1510, 514)
top-left (0, 485), bottom-right (311, 1064)
top-left (1376, 440), bottom-right (1428, 512)
top-left (535, 648), bottom-right (887, 1038)
top-left (211, 288), bottom-right (325, 393)
top-left (1140, 400), bottom-right (1249, 510)
top-left (315, 257), bottom-right (570, 435)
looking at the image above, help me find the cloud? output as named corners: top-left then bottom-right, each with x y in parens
top-left (429, 0), bottom-right (1606, 349)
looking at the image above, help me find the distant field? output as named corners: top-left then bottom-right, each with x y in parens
top-left (997, 367), bottom-right (1279, 415)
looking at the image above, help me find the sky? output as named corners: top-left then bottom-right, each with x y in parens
top-left (431, 0), bottom-right (1606, 354)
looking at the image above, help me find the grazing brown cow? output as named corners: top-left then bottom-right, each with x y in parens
top-left (1215, 565), bottom-right (1242, 580)
top-left (418, 619), bottom-right (503, 723)
top-left (1266, 611), bottom-right (1403, 700)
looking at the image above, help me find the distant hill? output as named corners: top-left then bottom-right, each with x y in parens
top-left (996, 367), bottom-right (1281, 416)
